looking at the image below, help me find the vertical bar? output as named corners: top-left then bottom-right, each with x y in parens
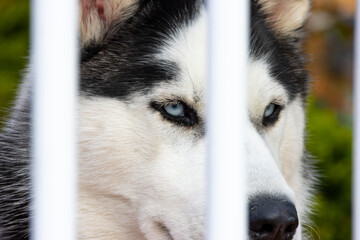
top-left (207, 0), bottom-right (249, 239)
top-left (31, 0), bottom-right (78, 239)
top-left (354, 0), bottom-right (360, 239)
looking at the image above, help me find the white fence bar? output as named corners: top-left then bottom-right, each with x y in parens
top-left (207, 0), bottom-right (249, 239)
top-left (354, 0), bottom-right (360, 239)
top-left (31, 0), bottom-right (78, 239)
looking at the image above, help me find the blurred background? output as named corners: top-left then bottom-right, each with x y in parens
top-left (0, 0), bottom-right (354, 239)
top-left (305, 0), bottom-right (353, 239)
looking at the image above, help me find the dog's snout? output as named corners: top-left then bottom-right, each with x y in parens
top-left (249, 196), bottom-right (299, 240)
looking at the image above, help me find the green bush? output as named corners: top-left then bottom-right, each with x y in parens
top-left (307, 98), bottom-right (352, 240)
top-left (0, 0), bottom-right (29, 127)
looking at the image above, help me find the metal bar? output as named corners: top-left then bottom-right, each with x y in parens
top-left (207, 0), bottom-right (249, 239)
top-left (354, 0), bottom-right (360, 239)
top-left (31, 0), bottom-right (78, 239)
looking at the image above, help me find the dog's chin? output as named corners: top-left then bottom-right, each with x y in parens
top-left (143, 220), bottom-right (205, 240)
top-left (141, 221), bottom-right (174, 240)
top-left (156, 222), bottom-right (174, 240)
top-left (249, 229), bottom-right (302, 240)
top-left (146, 223), bottom-right (302, 240)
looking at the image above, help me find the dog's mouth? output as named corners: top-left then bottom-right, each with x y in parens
top-left (156, 222), bottom-right (174, 240)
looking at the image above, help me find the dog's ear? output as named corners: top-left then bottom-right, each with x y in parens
top-left (258, 0), bottom-right (310, 36)
top-left (80, 0), bottom-right (139, 45)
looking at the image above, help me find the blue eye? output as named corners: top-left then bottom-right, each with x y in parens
top-left (262, 103), bottom-right (283, 127)
top-left (164, 103), bottom-right (185, 117)
top-left (264, 103), bottom-right (276, 118)
top-left (151, 101), bottom-right (198, 126)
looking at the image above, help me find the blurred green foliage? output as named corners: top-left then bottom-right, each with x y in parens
top-left (0, 1), bottom-right (353, 240)
top-left (307, 98), bottom-right (352, 240)
top-left (0, 0), bottom-right (29, 126)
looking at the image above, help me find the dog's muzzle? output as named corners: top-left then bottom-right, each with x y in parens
top-left (249, 195), bottom-right (299, 240)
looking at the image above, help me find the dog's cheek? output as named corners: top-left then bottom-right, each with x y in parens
top-left (78, 96), bottom-right (160, 195)
top-left (134, 138), bottom-right (206, 240)
top-left (278, 98), bottom-right (305, 191)
top-left (246, 120), bottom-right (295, 199)
top-left (262, 116), bottom-right (286, 167)
top-left (277, 97), bottom-right (310, 228)
top-left (78, 96), bottom-right (206, 239)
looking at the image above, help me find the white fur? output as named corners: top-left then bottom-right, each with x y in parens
top-left (77, 8), bottom-right (309, 240)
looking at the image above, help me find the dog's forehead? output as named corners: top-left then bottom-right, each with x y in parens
top-left (248, 60), bottom-right (288, 117)
top-left (154, 11), bottom-right (288, 112)
top-left (153, 9), bottom-right (207, 103)
top-left (80, 0), bottom-right (204, 99)
top-left (80, 0), bottom-right (308, 103)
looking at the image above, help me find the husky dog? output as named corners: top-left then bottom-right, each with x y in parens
top-left (0, 0), bottom-right (315, 239)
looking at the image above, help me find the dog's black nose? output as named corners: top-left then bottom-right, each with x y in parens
top-left (249, 196), bottom-right (299, 240)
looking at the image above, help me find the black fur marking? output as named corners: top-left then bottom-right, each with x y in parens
top-left (80, 0), bottom-right (203, 99)
top-left (80, 0), bottom-right (310, 101)
top-left (250, 1), bottom-right (310, 101)
top-left (80, 42), bottom-right (104, 63)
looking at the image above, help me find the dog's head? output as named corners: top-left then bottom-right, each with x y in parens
top-left (77, 0), bottom-right (313, 239)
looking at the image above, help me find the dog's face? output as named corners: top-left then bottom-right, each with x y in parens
top-left (77, 0), bottom-right (313, 239)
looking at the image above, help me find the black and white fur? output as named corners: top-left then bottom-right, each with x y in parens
top-left (0, 0), bottom-right (315, 239)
